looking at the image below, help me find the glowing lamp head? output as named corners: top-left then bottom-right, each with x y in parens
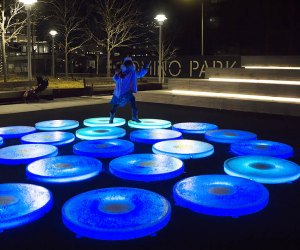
top-left (20, 0), bottom-right (37, 5)
top-left (49, 30), bottom-right (58, 37)
top-left (155, 14), bottom-right (167, 25)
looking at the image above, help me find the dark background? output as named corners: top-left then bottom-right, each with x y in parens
top-left (0, 102), bottom-right (300, 249)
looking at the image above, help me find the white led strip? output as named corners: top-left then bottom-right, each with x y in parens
top-left (209, 78), bottom-right (300, 86)
top-left (170, 90), bottom-right (300, 104)
top-left (244, 66), bottom-right (300, 70)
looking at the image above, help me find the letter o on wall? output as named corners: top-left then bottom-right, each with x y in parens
top-left (169, 60), bottom-right (182, 77)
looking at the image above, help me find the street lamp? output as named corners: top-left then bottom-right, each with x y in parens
top-left (155, 14), bottom-right (167, 84)
top-left (201, 0), bottom-right (204, 56)
top-left (20, 0), bottom-right (37, 80)
top-left (49, 30), bottom-right (58, 77)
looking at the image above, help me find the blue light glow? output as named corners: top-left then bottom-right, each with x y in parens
top-left (130, 129), bottom-right (182, 144)
top-left (109, 154), bottom-right (184, 182)
top-left (0, 126), bottom-right (36, 139)
top-left (173, 175), bottom-right (269, 217)
top-left (205, 129), bottom-right (257, 143)
top-left (83, 117), bottom-right (126, 127)
top-left (21, 132), bottom-right (75, 146)
top-left (128, 119), bottom-right (172, 129)
top-left (35, 120), bottom-right (79, 131)
top-left (224, 156), bottom-right (300, 184)
top-left (0, 137), bottom-right (3, 146)
top-left (26, 155), bottom-right (102, 183)
top-left (172, 122), bottom-right (218, 134)
top-left (62, 187), bottom-right (171, 240)
top-left (152, 139), bottom-right (214, 159)
top-left (0, 183), bottom-right (53, 231)
top-left (230, 140), bottom-right (294, 158)
top-left (0, 144), bottom-right (58, 165)
top-left (73, 139), bottom-right (134, 158)
top-left (76, 127), bottom-right (126, 140)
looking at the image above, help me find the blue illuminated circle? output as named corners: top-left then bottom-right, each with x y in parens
top-left (73, 139), bottom-right (134, 158)
top-left (205, 129), bottom-right (257, 143)
top-left (224, 156), bottom-right (300, 184)
top-left (0, 183), bottom-right (53, 231)
top-left (109, 154), bottom-right (184, 182)
top-left (130, 129), bottom-right (182, 144)
top-left (152, 139), bottom-right (214, 159)
top-left (0, 144), bottom-right (58, 165)
top-left (35, 120), bottom-right (79, 131)
top-left (172, 122), bottom-right (218, 134)
top-left (26, 155), bottom-right (102, 183)
top-left (128, 119), bottom-right (172, 129)
top-left (76, 127), bottom-right (126, 140)
top-left (173, 175), bottom-right (269, 217)
top-left (62, 187), bottom-right (171, 240)
top-left (0, 126), bottom-right (36, 139)
top-left (84, 117), bottom-right (126, 127)
top-left (230, 140), bottom-right (294, 158)
top-left (0, 137), bottom-right (3, 146)
top-left (21, 132), bottom-right (75, 146)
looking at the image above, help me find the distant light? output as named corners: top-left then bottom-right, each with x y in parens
top-left (209, 77), bottom-right (300, 86)
top-left (155, 14), bottom-right (167, 25)
top-left (19, 0), bottom-right (37, 5)
top-left (49, 30), bottom-right (58, 37)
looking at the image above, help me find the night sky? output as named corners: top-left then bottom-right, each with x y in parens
top-left (139, 0), bottom-right (300, 56)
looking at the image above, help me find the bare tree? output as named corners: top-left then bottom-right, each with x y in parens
top-left (88, 0), bottom-right (141, 77)
top-left (47, 0), bottom-right (90, 78)
top-left (161, 41), bottom-right (178, 83)
top-left (0, 0), bottom-right (26, 82)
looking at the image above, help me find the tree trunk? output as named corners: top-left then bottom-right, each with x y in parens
top-left (106, 49), bottom-right (111, 77)
top-left (1, 30), bottom-right (7, 83)
top-left (65, 46), bottom-right (68, 78)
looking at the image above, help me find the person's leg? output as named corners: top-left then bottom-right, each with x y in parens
top-left (130, 95), bottom-right (141, 123)
top-left (109, 104), bottom-right (119, 123)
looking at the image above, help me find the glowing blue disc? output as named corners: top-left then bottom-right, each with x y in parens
top-left (172, 122), bottom-right (218, 134)
top-left (21, 132), bottom-right (75, 146)
top-left (83, 117), bottom-right (126, 127)
top-left (35, 120), bottom-right (79, 131)
top-left (0, 126), bottom-right (36, 139)
top-left (230, 140), bottom-right (294, 158)
top-left (0, 137), bottom-right (3, 146)
top-left (224, 156), bottom-right (300, 184)
top-left (73, 139), bottom-right (134, 158)
top-left (0, 144), bottom-right (58, 165)
top-left (130, 129), bottom-right (182, 144)
top-left (173, 175), bottom-right (269, 217)
top-left (0, 183), bottom-right (53, 231)
top-left (128, 119), bottom-right (172, 129)
top-left (152, 139), bottom-right (214, 159)
top-left (205, 129), bottom-right (257, 143)
top-left (26, 155), bottom-right (102, 183)
top-left (109, 154), bottom-right (184, 182)
top-left (62, 187), bottom-right (171, 240)
top-left (76, 127), bottom-right (126, 140)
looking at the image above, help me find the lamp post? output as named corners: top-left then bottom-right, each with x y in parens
top-left (155, 14), bottom-right (167, 84)
top-left (49, 30), bottom-right (58, 77)
top-left (20, 0), bottom-right (37, 80)
top-left (201, 0), bottom-right (204, 56)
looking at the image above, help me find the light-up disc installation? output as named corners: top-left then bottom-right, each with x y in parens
top-left (230, 140), bottom-right (294, 159)
top-left (130, 129), bottom-right (182, 144)
top-left (128, 119), bottom-right (172, 129)
top-left (0, 137), bottom-right (3, 146)
top-left (26, 155), bottom-right (102, 183)
top-left (35, 120), bottom-right (79, 131)
top-left (224, 156), bottom-right (300, 184)
top-left (152, 139), bottom-right (214, 159)
top-left (172, 122), bottom-right (218, 134)
top-left (205, 129), bottom-right (257, 143)
top-left (73, 139), bottom-right (134, 158)
top-left (21, 131), bottom-right (75, 146)
top-left (76, 127), bottom-right (126, 140)
top-left (0, 126), bottom-right (36, 139)
top-left (173, 175), bottom-right (269, 217)
top-left (109, 154), bottom-right (184, 182)
top-left (0, 144), bottom-right (58, 165)
top-left (83, 117), bottom-right (126, 127)
top-left (62, 187), bottom-right (171, 240)
top-left (0, 183), bottom-right (53, 231)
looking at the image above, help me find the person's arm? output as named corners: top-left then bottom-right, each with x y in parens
top-left (113, 69), bottom-right (121, 83)
top-left (136, 63), bottom-right (149, 79)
